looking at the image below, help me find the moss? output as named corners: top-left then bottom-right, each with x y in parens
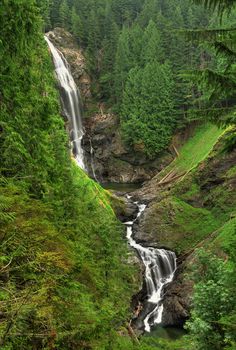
top-left (156, 123), bottom-right (225, 183)
top-left (148, 126), bottom-right (236, 255)
top-left (173, 123), bottom-right (224, 173)
top-left (148, 196), bottom-right (220, 254)
top-left (172, 197), bottom-right (220, 253)
top-left (225, 165), bottom-right (236, 178)
top-left (210, 218), bottom-right (236, 257)
top-left (106, 192), bottom-right (127, 218)
top-left (177, 180), bottom-right (201, 203)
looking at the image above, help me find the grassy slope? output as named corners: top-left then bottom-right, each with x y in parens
top-left (158, 123), bottom-right (224, 181)
top-left (144, 124), bottom-right (235, 255)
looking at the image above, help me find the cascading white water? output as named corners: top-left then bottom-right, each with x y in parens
top-left (89, 138), bottom-right (99, 182)
top-left (45, 36), bottom-right (85, 170)
top-left (126, 200), bottom-right (177, 333)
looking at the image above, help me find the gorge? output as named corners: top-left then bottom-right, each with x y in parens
top-left (46, 30), bottom-right (178, 334)
top-left (1, 1), bottom-right (236, 349)
top-left (45, 27), bottom-right (236, 340)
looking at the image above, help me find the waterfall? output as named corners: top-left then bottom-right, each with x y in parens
top-left (126, 199), bottom-right (177, 332)
top-left (45, 36), bottom-right (85, 170)
top-left (89, 138), bottom-right (99, 182)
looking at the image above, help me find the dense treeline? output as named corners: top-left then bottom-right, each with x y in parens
top-left (43, 0), bottom-right (210, 157)
top-left (39, 0), bottom-right (236, 157)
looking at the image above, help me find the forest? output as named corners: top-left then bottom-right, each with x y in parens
top-left (0, 0), bottom-right (236, 349)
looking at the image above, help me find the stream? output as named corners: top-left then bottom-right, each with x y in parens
top-left (46, 37), bottom-right (178, 335)
top-left (125, 196), bottom-right (177, 332)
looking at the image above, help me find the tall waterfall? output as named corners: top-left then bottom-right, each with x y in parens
top-left (126, 200), bottom-right (177, 332)
top-left (45, 36), bottom-right (85, 170)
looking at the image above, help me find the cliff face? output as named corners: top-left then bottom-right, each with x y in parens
top-left (47, 28), bottom-right (174, 183)
top-left (83, 112), bottom-right (173, 183)
top-left (46, 28), bottom-right (91, 104)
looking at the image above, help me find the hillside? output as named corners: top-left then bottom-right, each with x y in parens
top-left (132, 124), bottom-right (236, 344)
top-left (0, 3), bottom-right (139, 349)
top-left (1, 1), bottom-right (236, 350)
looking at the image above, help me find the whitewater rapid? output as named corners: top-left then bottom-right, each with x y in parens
top-left (125, 198), bottom-right (177, 332)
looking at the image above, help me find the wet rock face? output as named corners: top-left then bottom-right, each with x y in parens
top-left (46, 28), bottom-right (91, 104)
top-left (46, 28), bottom-right (174, 183)
top-left (162, 267), bottom-right (192, 326)
top-left (83, 113), bottom-right (173, 183)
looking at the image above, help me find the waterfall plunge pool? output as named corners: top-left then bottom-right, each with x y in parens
top-left (101, 182), bottom-right (142, 192)
top-left (145, 325), bottom-right (186, 341)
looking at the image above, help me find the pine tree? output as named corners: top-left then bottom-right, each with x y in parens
top-left (85, 8), bottom-right (101, 75)
top-left (59, 0), bottom-right (71, 30)
top-left (100, 17), bottom-right (119, 100)
top-left (50, 0), bottom-right (61, 28)
top-left (114, 27), bottom-right (132, 104)
top-left (121, 62), bottom-right (176, 157)
top-left (141, 20), bottom-right (164, 65)
top-left (36, 0), bottom-right (52, 31)
top-left (71, 6), bottom-right (84, 45)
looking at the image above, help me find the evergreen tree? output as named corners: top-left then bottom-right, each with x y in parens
top-left (141, 20), bottom-right (164, 65)
top-left (71, 6), bottom-right (84, 45)
top-left (36, 0), bottom-right (52, 31)
top-left (85, 8), bottom-right (101, 75)
top-left (121, 62), bottom-right (176, 157)
top-left (99, 17), bottom-right (119, 100)
top-left (114, 27), bottom-right (132, 103)
top-left (59, 0), bottom-right (71, 30)
top-left (50, 0), bottom-right (61, 28)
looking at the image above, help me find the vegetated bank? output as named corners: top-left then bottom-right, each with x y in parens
top-left (0, 2), bottom-right (140, 349)
top-left (132, 123), bottom-right (236, 348)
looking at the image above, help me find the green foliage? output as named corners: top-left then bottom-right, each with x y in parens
top-left (71, 6), bottom-right (83, 44)
top-left (187, 0), bottom-right (236, 135)
top-left (186, 250), bottom-right (236, 350)
top-left (45, 0), bottom-right (215, 156)
top-left (163, 123), bottom-right (224, 175)
top-left (145, 124), bottom-right (234, 255)
top-left (0, 1), bottom-right (138, 348)
top-left (59, 0), bottom-right (71, 30)
top-left (121, 62), bottom-right (175, 158)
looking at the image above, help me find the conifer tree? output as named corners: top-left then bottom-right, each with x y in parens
top-left (121, 62), bottom-right (175, 157)
top-left (50, 0), bottom-right (61, 28)
top-left (141, 20), bottom-right (164, 65)
top-left (71, 6), bottom-right (84, 45)
top-left (114, 28), bottom-right (132, 103)
top-left (100, 17), bottom-right (119, 100)
top-left (59, 0), bottom-right (71, 30)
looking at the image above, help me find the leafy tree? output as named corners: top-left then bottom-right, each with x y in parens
top-left (186, 250), bottom-right (236, 350)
